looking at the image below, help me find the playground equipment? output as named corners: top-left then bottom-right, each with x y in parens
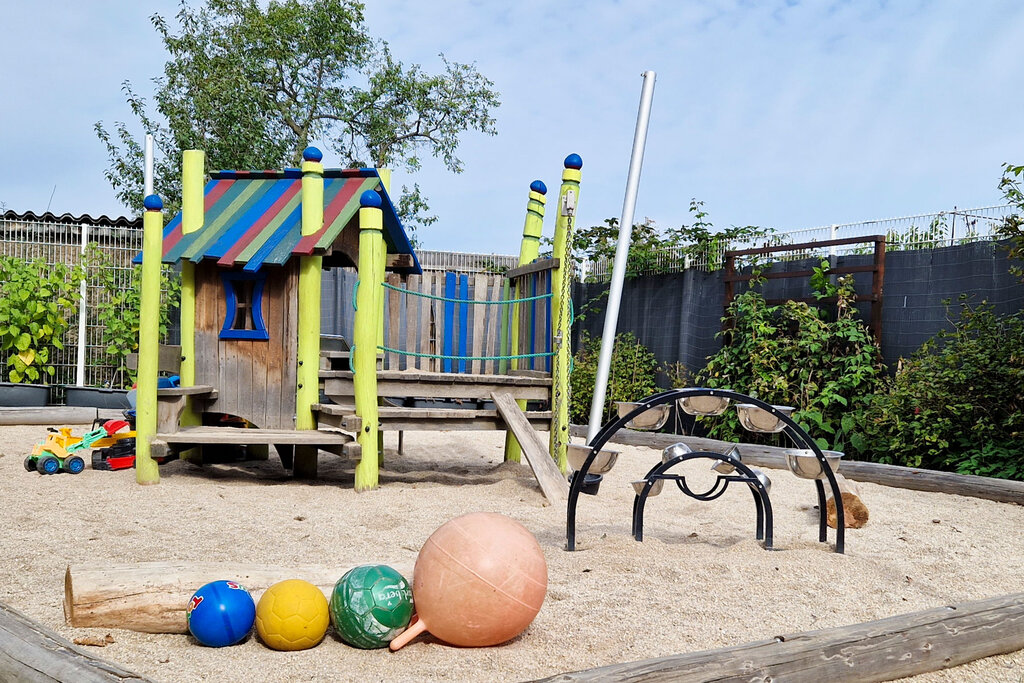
top-left (25, 420), bottom-right (128, 475)
top-left (389, 512), bottom-right (547, 650)
top-left (565, 387), bottom-right (849, 553)
top-left (134, 148), bottom-right (579, 498)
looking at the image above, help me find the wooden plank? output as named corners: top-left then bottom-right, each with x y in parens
top-left (324, 379), bottom-right (550, 403)
top-left (386, 273), bottom-right (402, 370)
top-left (320, 370), bottom-right (551, 385)
top-left (471, 274), bottom-right (487, 374)
top-left (125, 344), bottom-right (181, 372)
top-left (385, 253), bottom-right (414, 269)
top-left (405, 274), bottom-right (420, 372)
top-left (281, 262), bottom-right (299, 427)
top-left (430, 272), bottom-right (442, 373)
top-left (484, 276), bottom-right (501, 374)
top-left (569, 426), bottom-right (1024, 505)
top-left (0, 601), bottom-right (150, 682)
top-left (491, 391), bottom-right (566, 504)
top-left (457, 274), bottom-right (469, 373)
top-left (534, 592), bottom-right (1024, 683)
top-left (443, 272), bottom-right (455, 373)
top-left (156, 426), bottom-right (352, 446)
top-left (506, 257), bottom-right (559, 279)
top-left (155, 385), bottom-right (217, 397)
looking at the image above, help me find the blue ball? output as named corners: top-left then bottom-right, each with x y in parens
top-left (564, 153), bottom-right (583, 170)
top-left (529, 180), bottom-right (547, 195)
top-left (187, 580), bottom-right (256, 647)
top-left (302, 146), bottom-right (323, 162)
top-left (360, 190), bottom-right (382, 208)
top-left (143, 194), bottom-right (163, 211)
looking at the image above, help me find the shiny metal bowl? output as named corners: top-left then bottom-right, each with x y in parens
top-left (749, 467), bottom-right (772, 494)
top-left (735, 404), bottom-right (795, 434)
top-left (678, 394), bottom-right (731, 416)
top-left (710, 445), bottom-right (743, 474)
top-left (615, 401), bottom-right (670, 431)
top-left (631, 478), bottom-right (665, 497)
top-left (784, 449), bottom-right (843, 480)
top-left (567, 443), bottom-right (619, 475)
top-left (661, 442), bottom-right (693, 464)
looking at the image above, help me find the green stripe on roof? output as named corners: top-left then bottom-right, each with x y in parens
top-left (183, 179), bottom-right (269, 261)
top-left (233, 186), bottom-right (305, 263)
top-left (315, 177), bottom-right (378, 250)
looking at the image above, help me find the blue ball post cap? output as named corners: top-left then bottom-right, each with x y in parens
top-left (564, 154), bottom-right (583, 170)
top-left (143, 194), bottom-right (163, 211)
top-left (302, 146), bottom-right (323, 162)
top-left (360, 190), bottom-right (382, 208)
top-left (186, 580), bottom-right (256, 648)
top-left (529, 180), bottom-right (547, 195)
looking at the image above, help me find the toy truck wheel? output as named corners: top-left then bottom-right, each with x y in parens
top-left (24, 456), bottom-right (36, 472)
top-left (36, 455), bottom-right (60, 475)
top-left (64, 455), bottom-right (86, 474)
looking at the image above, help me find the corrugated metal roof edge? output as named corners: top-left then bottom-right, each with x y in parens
top-left (2, 209), bottom-right (141, 228)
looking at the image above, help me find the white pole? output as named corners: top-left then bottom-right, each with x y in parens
top-left (75, 222), bottom-right (88, 386)
top-left (144, 134), bottom-right (155, 197)
top-left (585, 70), bottom-right (657, 444)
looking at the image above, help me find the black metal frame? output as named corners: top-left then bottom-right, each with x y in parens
top-left (566, 387), bottom-right (846, 553)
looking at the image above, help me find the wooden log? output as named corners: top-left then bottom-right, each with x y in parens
top-left (534, 592), bottom-right (1024, 683)
top-left (492, 391), bottom-right (567, 505)
top-left (0, 600), bottom-right (149, 682)
top-left (827, 473), bottom-right (869, 529)
top-left (64, 560), bottom-right (413, 635)
top-left (570, 425), bottom-right (1024, 505)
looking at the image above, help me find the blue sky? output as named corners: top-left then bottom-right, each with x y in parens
top-left (2, 1), bottom-right (1022, 254)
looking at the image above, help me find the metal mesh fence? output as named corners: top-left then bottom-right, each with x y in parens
top-left (0, 217), bottom-right (144, 391)
top-left (581, 204), bottom-right (1017, 282)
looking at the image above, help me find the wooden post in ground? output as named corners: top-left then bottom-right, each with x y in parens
top-left (177, 150), bottom-right (205, 463)
top-left (135, 195), bottom-right (164, 485)
top-left (294, 147), bottom-right (325, 478)
top-left (549, 155), bottom-right (583, 473)
top-left (353, 190), bottom-right (384, 491)
top-left (503, 180), bottom-right (547, 464)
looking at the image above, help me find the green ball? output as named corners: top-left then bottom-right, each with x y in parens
top-left (330, 564), bottom-right (413, 649)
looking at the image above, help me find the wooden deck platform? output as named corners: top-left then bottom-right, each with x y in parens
top-left (155, 426), bottom-right (353, 446)
top-left (313, 403), bottom-right (552, 432)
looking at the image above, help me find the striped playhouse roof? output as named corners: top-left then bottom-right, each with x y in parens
top-left (141, 168), bottom-right (420, 274)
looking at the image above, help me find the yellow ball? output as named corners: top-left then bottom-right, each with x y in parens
top-left (255, 579), bottom-right (330, 651)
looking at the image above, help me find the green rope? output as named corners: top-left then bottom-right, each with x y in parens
top-left (378, 344), bottom-right (554, 361)
top-left (381, 281), bottom-right (551, 305)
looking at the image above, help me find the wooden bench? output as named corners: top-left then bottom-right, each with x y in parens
top-left (156, 385), bottom-right (218, 434)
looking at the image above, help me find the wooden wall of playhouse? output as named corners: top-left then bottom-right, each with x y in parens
top-left (193, 261), bottom-right (299, 429)
top-left (380, 268), bottom-right (552, 375)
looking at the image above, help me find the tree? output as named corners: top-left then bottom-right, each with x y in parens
top-left (997, 162), bottom-right (1024, 281)
top-left (95, 0), bottom-right (500, 243)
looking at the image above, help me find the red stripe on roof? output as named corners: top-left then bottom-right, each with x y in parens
top-left (217, 181), bottom-right (302, 265)
top-left (293, 178), bottom-right (363, 255)
top-left (162, 179), bottom-right (234, 255)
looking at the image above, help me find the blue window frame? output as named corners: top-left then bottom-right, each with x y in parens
top-left (220, 271), bottom-right (269, 340)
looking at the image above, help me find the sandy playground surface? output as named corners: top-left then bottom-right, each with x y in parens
top-left (1, 423), bottom-right (1023, 682)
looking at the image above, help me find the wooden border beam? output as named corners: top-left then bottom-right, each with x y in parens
top-left (534, 592), bottom-right (1024, 683)
top-left (569, 425), bottom-right (1024, 505)
top-left (0, 600), bottom-right (150, 682)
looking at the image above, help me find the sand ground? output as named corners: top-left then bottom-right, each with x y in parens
top-left (1, 423), bottom-right (1022, 682)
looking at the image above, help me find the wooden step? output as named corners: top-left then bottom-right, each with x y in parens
top-left (313, 403), bottom-right (552, 432)
top-left (321, 370), bottom-right (551, 403)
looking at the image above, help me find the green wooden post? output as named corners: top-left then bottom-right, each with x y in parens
top-left (503, 180), bottom-right (547, 463)
top-left (375, 170), bottom-right (391, 457)
top-left (135, 195), bottom-right (164, 485)
top-left (295, 147), bottom-right (324, 478)
top-left (353, 190), bottom-right (384, 491)
top-left (550, 155), bottom-right (583, 472)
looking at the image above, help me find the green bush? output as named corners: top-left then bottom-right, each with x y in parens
top-left (0, 255), bottom-right (85, 383)
top-left (850, 299), bottom-right (1024, 480)
top-left (695, 268), bottom-right (883, 451)
top-left (87, 245), bottom-right (181, 389)
top-left (569, 332), bottom-right (659, 425)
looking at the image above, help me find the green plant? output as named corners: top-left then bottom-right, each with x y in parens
top-left (0, 255), bottom-right (86, 383)
top-left (695, 269), bottom-right (883, 451)
top-left (569, 332), bottom-right (659, 425)
top-left (88, 245), bottom-right (182, 388)
top-left (850, 298), bottom-right (1024, 480)
top-left (997, 162), bottom-right (1024, 281)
